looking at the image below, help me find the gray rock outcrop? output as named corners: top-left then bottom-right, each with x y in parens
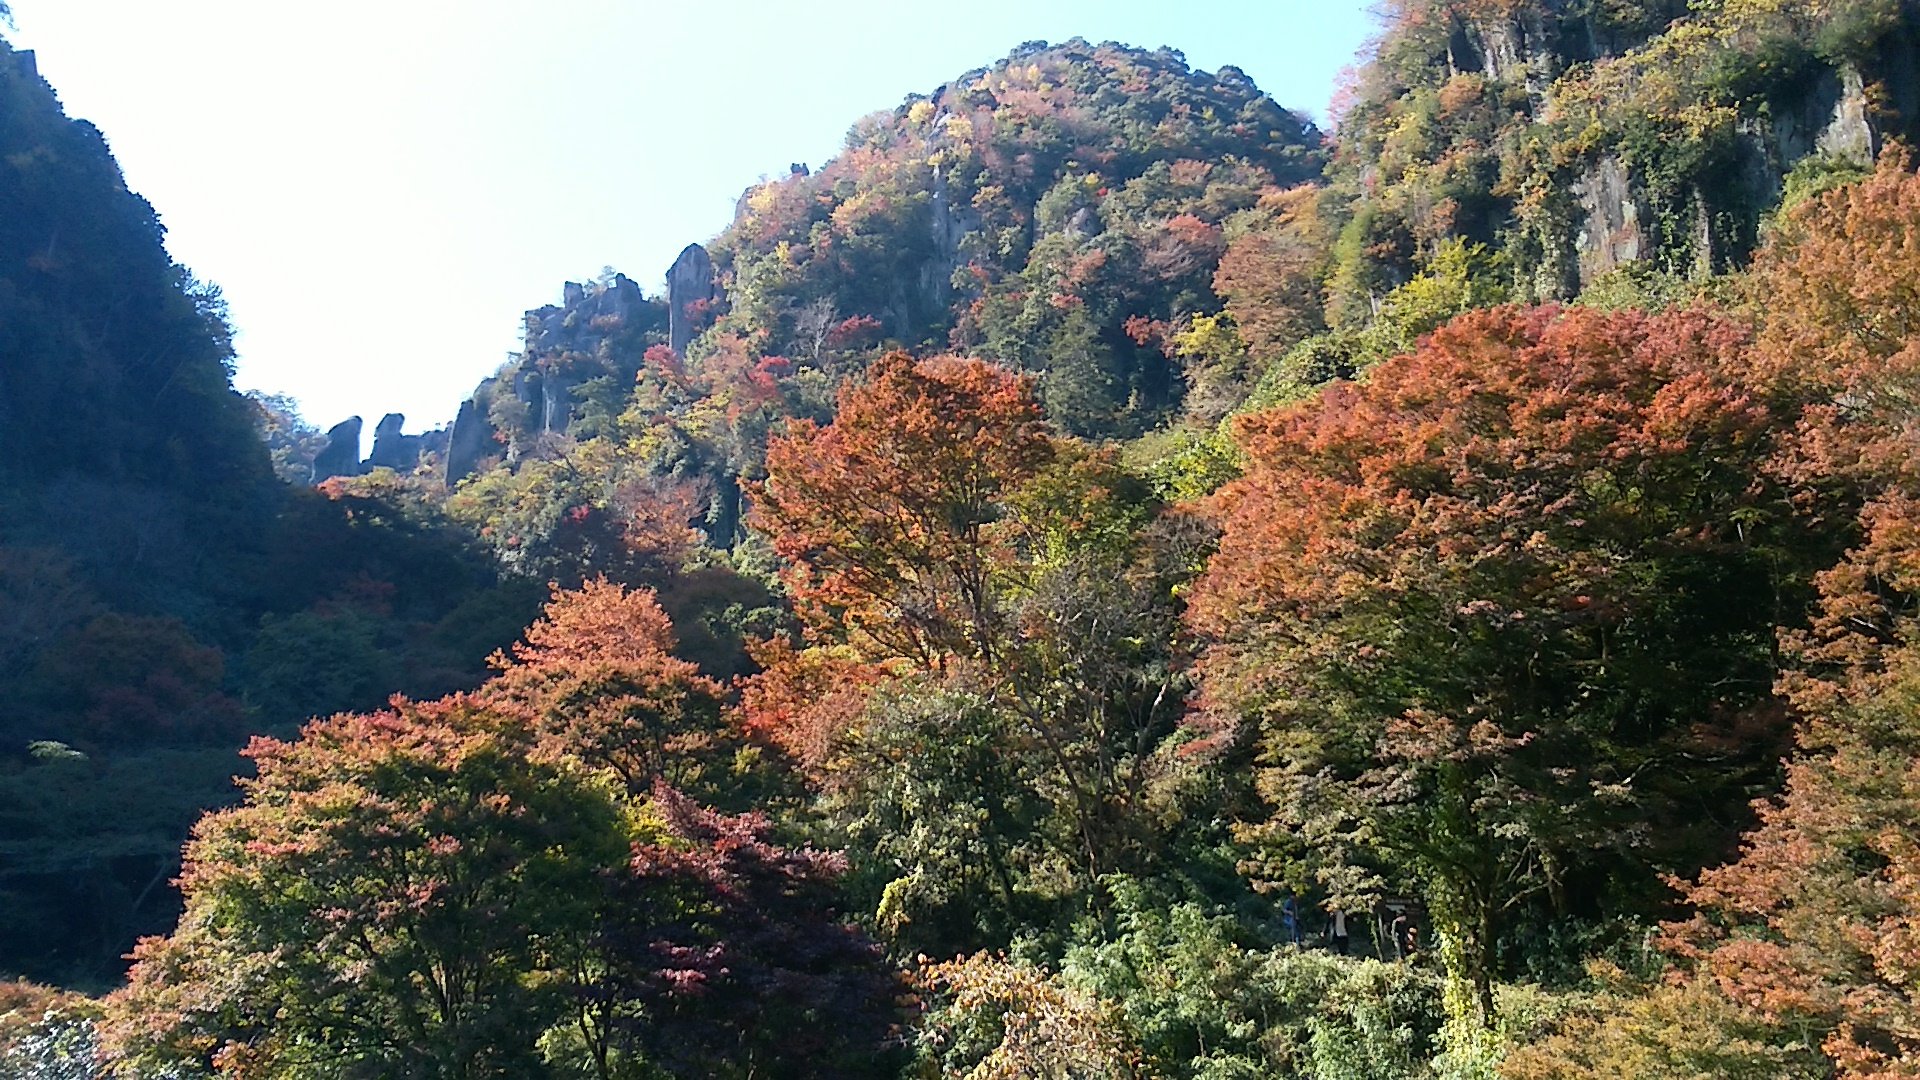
top-left (444, 383), bottom-right (500, 487)
top-left (311, 417), bottom-right (364, 483)
top-left (1573, 156), bottom-right (1643, 284)
top-left (666, 244), bottom-right (717, 355)
top-left (366, 412), bottom-right (444, 472)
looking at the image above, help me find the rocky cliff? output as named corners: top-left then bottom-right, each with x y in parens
top-left (443, 270), bottom-right (670, 486)
top-left (1327, 0), bottom-right (1920, 310)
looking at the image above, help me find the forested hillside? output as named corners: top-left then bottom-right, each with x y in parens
top-left (0, 38), bottom-right (541, 991)
top-left (9, 3), bottom-right (1920, 1077)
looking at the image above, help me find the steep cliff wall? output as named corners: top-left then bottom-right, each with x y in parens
top-left (1329, 0), bottom-right (1920, 308)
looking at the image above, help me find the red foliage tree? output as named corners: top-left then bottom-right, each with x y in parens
top-left (1189, 304), bottom-right (1814, 1021)
top-left (30, 613), bottom-right (246, 749)
top-left (1212, 185), bottom-right (1330, 359)
top-left (595, 782), bottom-right (903, 1078)
top-left (101, 696), bottom-right (630, 1078)
top-left (1736, 151), bottom-right (1920, 710)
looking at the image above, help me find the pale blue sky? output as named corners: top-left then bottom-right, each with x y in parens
top-left (8, 1), bottom-right (1378, 436)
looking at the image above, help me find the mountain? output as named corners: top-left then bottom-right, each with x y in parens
top-left (708, 38), bottom-right (1325, 435)
top-left (0, 41), bottom-right (274, 619)
top-left (15, 12), bottom-right (1920, 1075)
top-left (415, 39), bottom-right (1327, 582)
top-left (0, 39), bottom-right (536, 987)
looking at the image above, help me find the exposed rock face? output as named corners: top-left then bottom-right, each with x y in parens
top-left (1820, 66), bottom-right (1876, 161)
top-left (311, 417), bottom-right (364, 483)
top-left (365, 413), bottom-right (410, 469)
top-left (513, 273), bottom-right (649, 438)
top-left (365, 412), bottom-right (446, 472)
top-left (445, 271), bottom-right (673, 487)
top-left (666, 244), bottom-right (717, 355)
top-left (444, 382), bottom-right (500, 487)
top-left (918, 167), bottom-right (980, 337)
top-left (1561, 54), bottom-right (1906, 292)
top-left (1429, 0), bottom-right (1913, 294)
top-left (524, 273), bottom-right (646, 359)
top-left (313, 414), bottom-right (448, 483)
top-left (1573, 157), bottom-right (1643, 284)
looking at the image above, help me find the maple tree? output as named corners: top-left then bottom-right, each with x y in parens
top-left (1211, 184), bottom-right (1331, 362)
top-left (737, 635), bottom-right (894, 774)
top-left (486, 577), bottom-right (730, 798)
top-left (90, 580), bottom-right (891, 1079)
top-left (1625, 152), bottom-right (1920, 1080)
top-left (27, 613), bottom-right (247, 750)
top-left (587, 782), bottom-right (903, 1079)
top-left (1737, 150), bottom-right (1920, 709)
top-left (1667, 647), bottom-right (1920, 1077)
top-left (753, 351), bottom-right (1054, 670)
top-left (753, 371), bottom-right (1197, 951)
top-left (100, 696), bottom-right (630, 1078)
top-left (1188, 304), bottom-right (1818, 1023)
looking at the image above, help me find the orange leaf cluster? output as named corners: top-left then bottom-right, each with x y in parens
top-left (486, 577), bottom-right (725, 792)
top-left (753, 351), bottom-right (1053, 671)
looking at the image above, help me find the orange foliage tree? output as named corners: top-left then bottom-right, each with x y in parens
top-left (1659, 152), bottom-right (1920, 1078)
top-left (1738, 150), bottom-right (1920, 709)
top-left (486, 577), bottom-right (728, 798)
top-left (1212, 184), bottom-right (1331, 360)
top-left (751, 351), bottom-right (1054, 671)
top-left (1189, 304), bottom-right (1817, 1021)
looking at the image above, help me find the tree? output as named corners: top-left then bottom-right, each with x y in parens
top-left (1737, 150), bottom-right (1920, 710)
top-left (1212, 184), bottom-right (1330, 362)
top-left (486, 578), bottom-right (730, 799)
top-left (752, 352), bottom-right (1054, 671)
top-left (1627, 151), bottom-right (1920, 1080)
top-left (584, 783), bottom-right (903, 1079)
top-left (101, 697), bottom-right (630, 1079)
top-left (1499, 965), bottom-right (1825, 1080)
top-left (755, 364), bottom-right (1209, 947)
top-left (1661, 638), bottom-right (1920, 1077)
top-left (246, 391), bottom-right (330, 486)
top-left (101, 584), bottom-right (888, 1078)
top-left (737, 636), bottom-right (895, 775)
top-left (24, 613), bottom-right (246, 751)
top-left (823, 679), bottom-right (1049, 955)
top-left (913, 952), bottom-right (1150, 1080)
top-left (1189, 304), bottom-right (1815, 1025)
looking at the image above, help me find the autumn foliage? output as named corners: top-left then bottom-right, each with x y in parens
top-left (1189, 303), bottom-right (1817, 1018)
top-left (102, 695), bottom-right (628, 1078)
top-left (1740, 150), bottom-right (1920, 709)
top-left (98, 582), bottom-right (897, 1079)
top-left (1628, 152), bottom-right (1920, 1079)
top-left (753, 351), bottom-right (1053, 669)
top-left (486, 577), bottom-right (727, 794)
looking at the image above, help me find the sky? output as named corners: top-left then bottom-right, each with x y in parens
top-left (7, 0), bottom-right (1379, 440)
